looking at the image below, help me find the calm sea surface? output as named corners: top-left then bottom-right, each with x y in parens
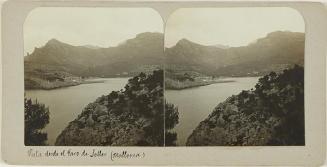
top-left (25, 78), bottom-right (129, 145)
top-left (165, 77), bottom-right (260, 146)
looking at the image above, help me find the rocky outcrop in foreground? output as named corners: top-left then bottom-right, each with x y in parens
top-left (187, 65), bottom-right (304, 146)
top-left (55, 70), bottom-right (165, 146)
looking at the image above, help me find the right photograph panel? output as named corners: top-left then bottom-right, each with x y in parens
top-left (164, 7), bottom-right (305, 146)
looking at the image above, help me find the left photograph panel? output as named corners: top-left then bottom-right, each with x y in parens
top-left (24, 7), bottom-right (164, 146)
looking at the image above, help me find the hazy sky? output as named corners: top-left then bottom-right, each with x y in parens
top-left (24, 8), bottom-right (163, 55)
top-left (165, 7), bottom-right (305, 47)
top-left (25, 7), bottom-right (305, 54)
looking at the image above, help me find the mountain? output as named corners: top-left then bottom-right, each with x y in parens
top-left (165, 31), bottom-right (305, 77)
top-left (25, 32), bottom-right (164, 77)
top-left (25, 31), bottom-right (305, 89)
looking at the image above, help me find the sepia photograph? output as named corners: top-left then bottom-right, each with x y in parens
top-left (23, 7), bottom-right (306, 147)
top-left (164, 7), bottom-right (305, 146)
top-left (2, 0), bottom-right (327, 165)
top-left (24, 7), bottom-right (165, 146)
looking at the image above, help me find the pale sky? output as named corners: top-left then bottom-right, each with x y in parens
top-left (24, 7), bottom-right (305, 54)
top-left (165, 7), bottom-right (305, 47)
top-left (24, 8), bottom-right (163, 55)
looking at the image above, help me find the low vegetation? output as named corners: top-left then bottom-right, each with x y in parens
top-left (187, 65), bottom-right (304, 146)
top-left (55, 70), bottom-right (179, 146)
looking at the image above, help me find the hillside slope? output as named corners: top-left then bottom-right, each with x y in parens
top-left (55, 70), bottom-right (165, 146)
top-left (186, 65), bottom-right (304, 146)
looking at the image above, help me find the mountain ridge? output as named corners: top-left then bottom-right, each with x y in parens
top-left (25, 32), bottom-right (164, 77)
top-left (165, 31), bottom-right (304, 76)
top-left (25, 31), bottom-right (304, 90)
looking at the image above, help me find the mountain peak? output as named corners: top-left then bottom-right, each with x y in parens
top-left (266, 31), bottom-right (304, 38)
top-left (267, 30), bottom-right (290, 36)
top-left (120, 32), bottom-right (163, 47)
top-left (176, 38), bottom-right (204, 48)
top-left (45, 38), bottom-right (72, 48)
top-left (179, 38), bottom-right (190, 42)
top-left (248, 31), bottom-right (304, 46)
top-left (135, 32), bottom-right (163, 39)
top-left (177, 38), bottom-right (192, 45)
top-left (47, 38), bottom-right (62, 45)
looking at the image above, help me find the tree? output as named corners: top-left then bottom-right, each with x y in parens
top-left (24, 97), bottom-right (50, 145)
top-left (187, 65), bottom-right (304, 146)
top-left (237, 65), bottom-right (304, 145)
top-left (56, 70), bottom-right (180, 146)
top-left (165, 102), bottom-right (179, 146)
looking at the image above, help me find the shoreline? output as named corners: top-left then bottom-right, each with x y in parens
top-left (25, 79), bottom-right (106, 91)
top-left (165, 80), bottom-right (235, 90)
top-left (26, 76), bottom-right (255, 91)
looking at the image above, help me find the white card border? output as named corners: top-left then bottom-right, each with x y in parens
top-left (1, 0), bottom-right (326, 165)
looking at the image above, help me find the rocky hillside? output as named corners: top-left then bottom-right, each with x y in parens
top-left (186, 65), bottom-right (304, 146)
top-left (55, 70), bottom-right (176, 146)
top-left (166, 31), bottom-right (304, 77)
top-left (25, 32), bottom-right (164, 78)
